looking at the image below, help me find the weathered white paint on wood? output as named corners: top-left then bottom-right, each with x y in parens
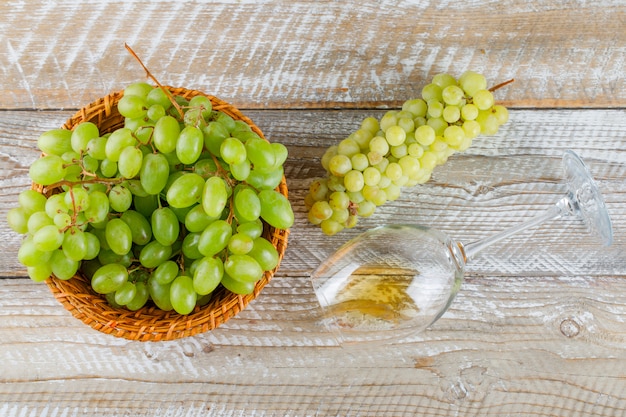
top-left (1, 0), bottom-right (626, 415)
top-left (1, 1), bottom-right (625, 109)
top-left (1, 107), bottom-right (625, 416)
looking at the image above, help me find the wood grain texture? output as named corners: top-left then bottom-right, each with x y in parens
top-left (1, 0), bottom-right (625, 110)
top-left (2, 0), bottom-right (626, 415)
top-left (1, 108), bottom-right (625, 416)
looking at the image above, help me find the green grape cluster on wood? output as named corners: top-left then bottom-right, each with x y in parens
top-left (305, 71), bottom-right (511, 235)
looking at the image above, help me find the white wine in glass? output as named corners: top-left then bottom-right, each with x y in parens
top-left (311, 151), bottom-right (613, 344)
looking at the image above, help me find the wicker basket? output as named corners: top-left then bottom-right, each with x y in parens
top-left (34, 86), bottom-right (289, 341)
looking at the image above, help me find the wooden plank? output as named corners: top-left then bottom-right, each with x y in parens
top-left (2, 108), bottom-right (625, 277)
top-left (1, 110), bottom-right (625, 416)
top-left (0, 1), bottom-right (624, 110)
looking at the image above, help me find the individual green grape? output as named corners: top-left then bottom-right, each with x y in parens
top-left (459, 70), bottom-right (487, 96)
top-left (473, 89), bottom-right (495, 110)
top-left (7, 207), bottom-right (29, 234)
top-left (220, 137), bottom-right (247, 165)
top-left (105, 128), bottom-right (136, 162)
top-left (184, 203), bottom-right (217, 233)
top-left (319, 219), bottom-right (343, 236)
top-left (37, 129), bottom-right (73, 156)
top-left (442, 105), bottom-right (461, 123)
top-left (328, 154), bottom-right (352, 177)
top-left (83, 231), bottom-right (100, 260)
top-left (27, 211), bottom-right (53, 235)
top-left (228, 233), bottom-right (254, 255)
top-left (138, 240), bottom-right (173, 268)
top-left (343, 170), bottom-right (365, 192)
top-left (133, 194), bottom-right (159, 219)
top-left (271, 142), bottom-right (288, 168)
top-left (125, 179), bottom-right (149, 197)
top-left (492, 104), bottom-right (509, 125)
top-left (385, 125), bottom-right (406, 146)
top-left (309, 200), bottom-right (333, 222)
top-left (188, 95), bottom-right (213, 119)
top-left (27, 263), bottom-right (52, 282)
top-left (109, 184), bottom-right (133, 212)
top-left (258, 189), bottom-right (295, 230)
top-left (29, 155), bottom-right (67, 186)
top-left (202, 121), bottom-right (229, 156)
top-left (18, 237), bottom-right (52, 267)
top-left (33, 224), bottom-right (64, 252)
top-left (124, 82), bottom-right (153, 99)
top-left (214, 111), bottom-right (236, 132)
top-left (176, 125), bottom-right (204, 164)
top-left (230, 160), bottom-right (251, 181)
top-left (443, 125), bottom-right (466, 148)
top-left (118, 94), bottom-right (148, 119)
top-left (105, 218), bottom-right (133, 255)
top-left (153, 115), bottom-right (180, 154)
top-left (182, 232), bottom-right (203, 259)
top-left (152, 260), bottom-right (180, 285)
top-left (432, 73), bottom-right (458, 89)
top-left (117, 146), bottom-right (143, 178)
top-left (86, 136), bottom-right (108, 160)
top-left (84, 190), bottom-right (109, 223)
top-left (81, 154), bottom-right (99, 175)
top-left (248, 237), bottom-right (280, 271)
top-left (147, 86), bottom-right (172, 109)
top-left (151, 207), bottom-right (180, 246)
top-left (221, 272), bottom-right (256, 295)
top-left (120, 210), bottom-right (152, 245)
top-left (50, 249), bottom-right (79, 280)
top-left (202, 176), bottom-right (228, 218)
top-left (245, 138), bottom-right (276, 172)
top-left (170, 275), bottom-right (197, 315)
top-left (193, 256), bottom-right (223, 295)
top-left (166, 172), bottom-right (205, 208)
top-left (237, 219), bottom-right (264, 240)
top-left (476, 110), bottom-right (499, 135)
top-left (18, 189), bottom-right (48, 215)
top-left (62, 227), bottom-right (87, 261)
top-left (126, 282), bottom-right (149, 311)
top-left (64, 186), bottom-right (90, 213)
top-left (224, 254), bottom-right (264, 284)
top-left (99, 158), bottom-right (118, 178)
top-left (234, 187), bottom-right (261, 222)
top-left (198, 219), bottom-right (232, 257)
top-left (441, 85), bottom-right (464, 106)
top-left (147, 276), bottom-right (174, 311)
top-left (140, 152), bottom-right (170, 195)
top-left (114, 281), bottom-right (137, 306)
top-left (147, 104), bottom-right (166, 122)
top-left (246, 167), bottom-right (284, 190)
top-left (414, 125), bottom-right (436, 146)
top-left (71, 122), bottom-right (99, 154)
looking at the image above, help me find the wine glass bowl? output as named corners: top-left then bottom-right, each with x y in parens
top-left (310, 151), bottom-right (613, 344)
top-left (312, 225), bottom-right (465, 343)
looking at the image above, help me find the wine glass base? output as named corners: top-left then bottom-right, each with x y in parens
top-left (562, 150), bottom-right (613, 246)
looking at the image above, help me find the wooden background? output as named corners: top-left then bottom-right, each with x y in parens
top-left (1, 1), bottom-right (625, 416)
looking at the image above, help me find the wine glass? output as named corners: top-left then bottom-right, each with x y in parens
top-left (311, 150), bottom-right (613, 344)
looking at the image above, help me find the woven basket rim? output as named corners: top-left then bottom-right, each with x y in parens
top-left (36, 86), bottom-right (290, 342)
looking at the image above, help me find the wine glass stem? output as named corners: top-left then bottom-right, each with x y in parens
top-left (461, 197), bottom-right (572, 262)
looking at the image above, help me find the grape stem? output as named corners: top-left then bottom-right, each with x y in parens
top-left (43, 176), bottom-right (126, 194)
top-left (124, 43), bottom-right (184, 119)
top-left (489, 78), bottom-right (515, 92)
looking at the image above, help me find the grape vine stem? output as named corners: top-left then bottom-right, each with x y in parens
top-left (124, 43), bottom-right (184, 119)
top-left (489, 78), bottom-right (515, 92)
